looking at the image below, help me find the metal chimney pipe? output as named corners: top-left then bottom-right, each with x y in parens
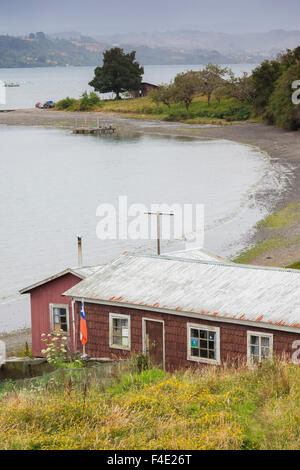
top-left (77, 236), bottom-right (83, 267)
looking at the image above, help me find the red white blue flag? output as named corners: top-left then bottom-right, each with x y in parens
top-left (80, 302), bottom-right (87, 346)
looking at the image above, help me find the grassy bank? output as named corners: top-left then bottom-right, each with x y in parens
top-left (55, 94), bottom-right (253, 125)
top-left (234, 203), bottom-right (300, 266)
top-left (0, 360), bottom-right (299, 450)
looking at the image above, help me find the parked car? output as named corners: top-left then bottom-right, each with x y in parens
top-left (35, 101), bottom-right (55, 109)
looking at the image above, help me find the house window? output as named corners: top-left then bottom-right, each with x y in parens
top-left (109, 313), bottom-right (131, 350)
top-left (50, 304), bottom-right (69, 333)
top-left (187, 323), bottom-right (220, 365)
top-left (247, 331), bottom-right (273, 364)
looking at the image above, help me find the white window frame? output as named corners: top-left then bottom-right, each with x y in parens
top-left (187, 323), bottom-right (220, 365)
top-left (109, 312), bottom-right (131, 351)
top-left (247, 331), bottom-right (273, 365)
top-left (49, 303), bottom-right (70, 334)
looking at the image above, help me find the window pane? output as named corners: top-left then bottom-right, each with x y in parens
top-left (121, 319), bottom-right (128, 327)
top-left (200, 330), bottom-right (208, 339)
top-left (261, 337), bottom-right (270, 347)
top-left (200, 340), bottom-right (207, 349)
top-left (250, 345), bottom-right (259, 356)
top-left (208, 350), bottom-right (216, 360)
top-left (191, 338), bottom-right (198, 348)
top-left (113, 336), bottom-right (121, 345)
top-left (191, 348), bottom-right (199, 357)
top-left (208, 332), bottom-right (216, 341)
top-left (261, 347), bottom-right (269, 358)
top-left (191, 329), bottom-right (199, 338)
top-left (122, 337), bottom-right (129, 347)
top-left (250, 335), bottom-right (259, 345)
top-left (200, 349), bottom-right (208, 358)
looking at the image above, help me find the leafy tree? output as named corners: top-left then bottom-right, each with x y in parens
top-left (173, 72), bottom-right (197, 111)
top-left (226, 71), bottom-right (256, 104)
top-left (89, 48), bottom-right (144, 100)
top-left (251, 60), bottom-right (282, 114)
top-left (194, 64), bottom-right (228, 105)
top-left (36, 32), bottom-right (46, 41)
top-left (150, 83), bottom-right (174, 109)
top-left (277, 47), bottom-right (300, 69)
top-left (266, 65), bottom-right (300, 130)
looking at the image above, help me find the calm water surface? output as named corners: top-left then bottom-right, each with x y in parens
top-left (0, 126), bottom-right (291, 332)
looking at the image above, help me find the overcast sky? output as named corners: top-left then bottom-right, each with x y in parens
top-left (0, 0), bottom-right (299, 35)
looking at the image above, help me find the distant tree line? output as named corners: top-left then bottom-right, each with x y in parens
top-left (149, 48), bottom-right (300, 130)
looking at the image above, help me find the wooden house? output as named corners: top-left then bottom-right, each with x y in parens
top-left (63, 253), bottom-right (300, 370)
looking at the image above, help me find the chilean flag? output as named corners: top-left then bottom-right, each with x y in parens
top-left (80, 302), bottom-right (87, 346)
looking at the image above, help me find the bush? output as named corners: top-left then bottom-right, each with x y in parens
top-left (55, 96), bottom-right (77, 110)
top-left (55, 92), bottom-right (102, 111)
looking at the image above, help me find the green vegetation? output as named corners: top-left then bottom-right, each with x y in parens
top-left (89, 48), bottom-right (144, 100)
top-left (0, 34), bottom-right (101, 68)
top-left (56, 92), bottom-right (102, 111)
top-left (0, 359), bottom-right (298, 450)
top-left (286, 261), bottom-right (300, 269)
top-left (257, 203), bottom-right (300, 231)
top-left (252, 47), bottom-right (300, 130)
top-left (234, 238), bottom-right (284, 264)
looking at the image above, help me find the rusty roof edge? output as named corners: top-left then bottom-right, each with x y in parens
top-left (68, 295), bottom-right (300, 334)
top-left (128, 253), bottom-right (300, 274)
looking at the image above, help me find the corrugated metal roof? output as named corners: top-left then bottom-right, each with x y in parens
top-left (64, 254), bottom-right (300, 331)
top-left (166, 248), bottom-right (228, 263)
top-left (19, 265), bottom-right (102, 294)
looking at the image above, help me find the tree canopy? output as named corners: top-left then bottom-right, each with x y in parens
top-left (89, 48), bottom-right (144, 100)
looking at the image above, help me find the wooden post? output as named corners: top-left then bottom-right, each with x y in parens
top-left (145, 211), bottom-right (174, 256)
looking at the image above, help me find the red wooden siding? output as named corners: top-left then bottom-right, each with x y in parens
top-left (74, 301), bottom-right (299, 370)
top-left (29, 273), bottom-right (82, 356)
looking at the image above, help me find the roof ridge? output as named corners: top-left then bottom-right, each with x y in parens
top-left (126, 253), bottom-right (300, 274)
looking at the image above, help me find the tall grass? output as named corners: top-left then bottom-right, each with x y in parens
top-left (0, 359), bottom-right (298, 450)
top-left (55, 93), bottom-right (252, 124)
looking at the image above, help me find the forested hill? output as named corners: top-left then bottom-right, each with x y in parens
top-left (0, 33), bottom-right (266, 68)
top-left (0, 34), bottom-right (104, 67)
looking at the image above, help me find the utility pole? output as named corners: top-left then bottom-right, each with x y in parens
top-left (145, 211), bottom-right (174, 255)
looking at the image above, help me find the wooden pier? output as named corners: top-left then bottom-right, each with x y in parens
top-left (73, 120), bottom-right (116, 135)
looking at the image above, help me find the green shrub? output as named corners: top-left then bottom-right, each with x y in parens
top-left (55, 96), bottom-right (77, 110)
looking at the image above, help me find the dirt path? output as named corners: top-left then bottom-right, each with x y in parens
top-left (1, 108), bottom-right (300, 268)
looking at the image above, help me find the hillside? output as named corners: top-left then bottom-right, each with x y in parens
top-left (0, 35), bottom-right (104, 68)
top-left (0, 360), bottom-right (299, 450)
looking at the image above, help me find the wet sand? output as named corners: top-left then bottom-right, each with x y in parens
top-left (1, 108), bottom-right (300, 270)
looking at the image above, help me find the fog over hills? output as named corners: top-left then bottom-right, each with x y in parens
top-left (93, 29), bottom-right (300, 57)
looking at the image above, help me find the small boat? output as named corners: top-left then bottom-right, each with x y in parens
top-left (4, 82), bottom-right (20, 88)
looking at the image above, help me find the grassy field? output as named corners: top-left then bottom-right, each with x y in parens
top-left (0, 359), bottom-right (299, 450)
top-left (55, 93), bottom-right (253, 125)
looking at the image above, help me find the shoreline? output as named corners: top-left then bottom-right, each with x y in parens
top-left (1, 109), bottom-right (300, 342)
top-left (1, 108), bottom-right (300, 269)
